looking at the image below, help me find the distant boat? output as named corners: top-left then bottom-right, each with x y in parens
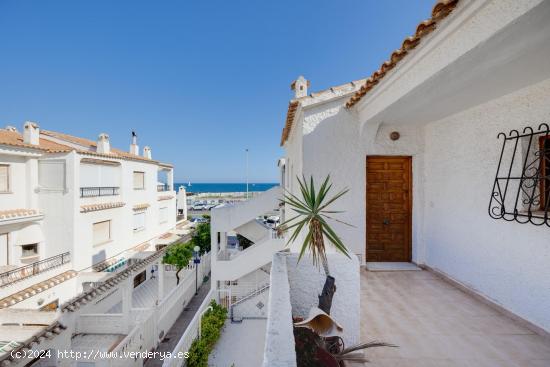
top-left (188, 181), bottom-right (192, 186)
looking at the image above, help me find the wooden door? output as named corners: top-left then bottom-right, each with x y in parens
top-left (366, 156), bottom-right (412, 262)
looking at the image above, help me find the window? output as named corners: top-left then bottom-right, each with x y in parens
top-left (133, 270), bottom-right (146, 288)
top-left (39, 160), bottom-right (66, 190)
top-left (21, 244), bottom-right (38, 258)
top-left (133, 212), bottom-right (146, 232)
top-left (93, 220), bottom-right (111, 245)
top-left (159, 207), bottom-right (168, 224)
top-left (80, 158), bottom-right (121, 187)
top-left (0, 165), bottom-right (9, 192)
top-left (489, 125), bottom-right (550, 226)
top-left (133, 171), bottom-right (145, 190)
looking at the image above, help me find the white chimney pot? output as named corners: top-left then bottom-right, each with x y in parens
top-left (291, 75), bottom-right (309, 98)
top-left (143, 146), bottom-right (152, 159)
top-left (130, 132), bottom-right (139, 155)
top-left (23, 121), bottom-right (40, 145)
top-left (97, 133), bottom-right (111, 154)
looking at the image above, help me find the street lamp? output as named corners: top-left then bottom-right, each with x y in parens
top-left (193, 245), bottom-right (201, 295)
top-left (245, 148), bottom-right (249, 199)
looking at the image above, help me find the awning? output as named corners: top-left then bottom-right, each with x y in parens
top-left (16, 224), bottom-right (44, 245)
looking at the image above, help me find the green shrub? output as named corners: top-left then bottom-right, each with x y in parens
top-left (187, 300), bottom-right (228, 367)
top-left (190, 222), bottom-right (211, 254)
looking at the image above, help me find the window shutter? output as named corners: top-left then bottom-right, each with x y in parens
top-left (159, 207), bottom-right (168, 223)
top-left (39, 160), bottom-right (66, 190)
top-left (0, 166), bottom-right (8, 192)
top-left (133, 172), bottom-right (145, 189)
top-left (93, 221), bottom-right (111, 244)
top-left (133, 212), bottom-right (146, 231)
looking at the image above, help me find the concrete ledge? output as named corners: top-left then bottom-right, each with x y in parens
top-left (262, 253), bottom-right (296, 367)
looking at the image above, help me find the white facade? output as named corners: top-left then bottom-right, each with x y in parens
top-left (0, 123), bottom-right (178, 301)
top-left (281, 0), bottom-right (550, 334)
top-left (34, 130), bottom-right (177, 271)
top-left (0, 126), bottom-right (45, 270)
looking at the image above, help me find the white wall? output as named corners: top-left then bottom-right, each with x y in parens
top-left (38, 152), bottom-right (77, 261)
top-left (285, 73), bottom-right (550, 335)
top-left (39, 152), bottom-right (177, 270)
top-left (262, 253), bottom-right (296, 367)
top-left (422, 77), bottom-right (550, 332)
top-left (0, 151), bottom-right (45, 266)
top-left (286, 253), bottom-right (360, 346)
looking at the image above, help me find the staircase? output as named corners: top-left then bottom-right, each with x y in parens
top-left (213, 234), bottom-right (283, 281)
top-left (211, 186), bottom-right (284, 282)
top-left (226, 283), bottom-right (270, 322)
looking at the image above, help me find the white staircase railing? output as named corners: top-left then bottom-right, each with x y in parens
top-left (211, 186), bottom-right (281, 232)
top-left (212, 236), bottom-right (284, 281)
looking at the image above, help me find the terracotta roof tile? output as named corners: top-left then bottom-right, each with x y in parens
top-left (0, 270), bottom-right (77, 309)
top-left (279, 0), bottom-right (460, 146)
top-left (80, 202), bottom-right (125, 213)
top-left (346, 0), bottom-right (459, 108)
top-left (39, 130), bottom-right (173, 167)
top-left (132, 203), bottom-right (150, 211)
top-left (0, 129), bottom-right (71, 152)
top-left (0, 209), bottom-right (42, 221)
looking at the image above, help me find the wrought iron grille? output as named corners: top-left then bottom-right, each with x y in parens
top-left (80, 186), bottom-right (119, 197)
top-left (0, 252), bottom-right (70, 287)
top-left (489, 123), bottom-right (550, 226)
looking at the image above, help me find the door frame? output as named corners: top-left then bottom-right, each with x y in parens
top-left (365, 155), bottom-right (413, 262)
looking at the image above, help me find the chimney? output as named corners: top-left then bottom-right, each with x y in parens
top-left (97, 133), bottom-right (111, 154)
top-left (291, 75), bottom-right (309, 98)
top-left (130, 131), bottom-right (139, 155)
top-left (143, 146), bottom-right (152, 159)
top-left (23, 121), bottom-right (40, 145)
top-left (4, 125), bottom-right (17, 132)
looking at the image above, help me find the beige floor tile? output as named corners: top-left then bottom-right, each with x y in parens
top-left (361, 270), bottom-right (550, 366)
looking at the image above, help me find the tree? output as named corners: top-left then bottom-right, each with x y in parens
top-left (190, 222), bottom-right (211, 254)
top-left (163, 242), bottom-right (193, 285)
top-left (280, 175), bottom-right (350, 314)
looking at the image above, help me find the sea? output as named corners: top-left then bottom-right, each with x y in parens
top-left (174, 182), bottom-right (278, 194)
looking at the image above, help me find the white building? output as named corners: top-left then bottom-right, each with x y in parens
top-left (36, 128), bottom-right (176, 271)
top-left (0, 124), bottom-right (45, 272)
top-left (0, 122), bottom-right (212, 367)
top-left (0, 122), bottom-right (179, 309)
top-left (204, 0), bottom-right (550, 365)
top-left (1, 122), bottom-right (176, 274)
top-left (279, 0), bottom-right (550, 336)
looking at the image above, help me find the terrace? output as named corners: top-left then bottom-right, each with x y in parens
top-left (359, 270), bottom-right (550, 366)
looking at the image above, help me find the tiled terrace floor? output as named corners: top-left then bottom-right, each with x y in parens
top-left (360, 270), bottom-right (550, 367)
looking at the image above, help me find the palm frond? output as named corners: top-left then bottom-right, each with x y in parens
top-left (339, 341), bottom-right (398, 355)
top-left (279, 175), bottom-right (351, 271)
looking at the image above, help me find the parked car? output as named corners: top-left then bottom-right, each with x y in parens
top-left (263, 215), bottom-right (280, 229)
top-left (191, 203), bottom-right (206, 211)
top-left (189, 216), bottom-right (209, 228)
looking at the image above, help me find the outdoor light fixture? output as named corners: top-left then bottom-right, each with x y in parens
top-left (193, 245), bottom-right (201, 295)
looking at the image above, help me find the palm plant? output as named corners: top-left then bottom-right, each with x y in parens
top-left (280, 175), bottom-right (351, 314)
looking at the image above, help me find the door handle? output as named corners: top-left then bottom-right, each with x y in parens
top-left (383, 219), bottom-right (390, 225)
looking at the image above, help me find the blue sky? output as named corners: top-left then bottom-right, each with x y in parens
top-left (0, 0), bottom-right (434, 182)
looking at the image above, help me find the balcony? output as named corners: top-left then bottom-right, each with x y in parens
top-left (157, 183), bottom-right (170, 192)
top-left (80, 186), bottom-right (119, 198)
top-left (0, 252), bottom-right (71, 287)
